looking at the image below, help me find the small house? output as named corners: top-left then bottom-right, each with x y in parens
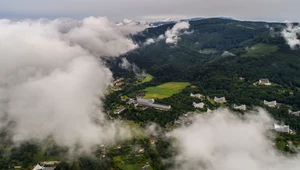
top-left (233, 104), bottom-right (246, 111)
top-left (193, 102), bottom-right (205, 109)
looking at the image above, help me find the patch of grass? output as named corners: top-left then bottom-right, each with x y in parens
top-left (242, 43), bottom-right (278, 57)
top-left (123, 164), bottom-right (141, 170)
top-left (144, 82), bottom-right (190, 99)
top-left (141, 74), bottom-right (154, 83)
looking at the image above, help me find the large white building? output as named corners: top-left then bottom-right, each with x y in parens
top-left (131, 97), bottom-right (171, 110)
top-left (274, 124), bottom-right (290, 133)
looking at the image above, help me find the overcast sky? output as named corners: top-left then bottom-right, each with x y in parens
top-left (0, 0), bottom-right (299, 22)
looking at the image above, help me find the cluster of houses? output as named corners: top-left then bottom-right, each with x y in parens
top-left (113, 77), bottom-right (124, 86)
top-left (191, 93), bottom-right (246, 111)
top-left (127, 97), bottom-right (171, 110)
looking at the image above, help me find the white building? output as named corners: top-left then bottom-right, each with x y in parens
top-left (133, 97), bottom-right (171, 110)
top-left (190, 93), bottom-right (205, 100)
top-left (259, 78), bottom-right (271, 85)
top-left (33, 164), bottom-right (44, 170)
top-left (233, 104), bottom-right (247, 111)
top-left (214, 97), bottom-right (227, 103)
top-left (274, 124), bottom-right (290, 133)
top-left (264, 100), bottom-right (277, 108)
top-left (289, 110), bottom-right (300, 116)
top-left (193, 102), bottom-right (205, 109)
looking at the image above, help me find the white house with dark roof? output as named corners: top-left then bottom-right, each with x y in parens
top-left (259, 78), bottom-right (271, 85)
top-left (214, 97), bottom-right (227, 103)
top-left (193, 102), bottom-right (205, 109)
top-left (264, 100), bottom-right (277, 108)
top-left (233, 104), bottom-right (246, 111)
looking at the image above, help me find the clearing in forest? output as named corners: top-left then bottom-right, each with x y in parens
top-left (243, 43), bottom-right (278, 57)
top-left (144, 82), bottom-right (190, 99)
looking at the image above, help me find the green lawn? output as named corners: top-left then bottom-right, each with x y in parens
top-left (242, 43), bottom-right (278, 57)
top-left (144, 82), bottom-right (190, 99)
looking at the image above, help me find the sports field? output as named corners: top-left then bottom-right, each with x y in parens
top-left (144, 82), bottom-right (190, 99)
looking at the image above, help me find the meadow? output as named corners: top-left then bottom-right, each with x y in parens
top-left (144, 82), bottom-right (190, 99)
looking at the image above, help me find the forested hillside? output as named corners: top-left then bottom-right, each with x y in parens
top-left (123, 19), bottom-right (299, 87)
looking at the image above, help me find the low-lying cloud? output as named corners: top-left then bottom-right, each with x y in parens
top-left (168, 109), bottom-right (300, 170)
top-left (164, 21), bottom-right (190, 44)
top-left (119, 58), bottom-right (145, 77)
top-left (143, 21), bottom-right (191, 45)
top-left (0, 16), bottom-right (143, 153)
top-left (282, 23), bottom-right (300, 49)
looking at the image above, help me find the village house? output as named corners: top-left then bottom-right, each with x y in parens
top-left (193, 102), bottom-right (205, 109)
top-left (289, 110), bottom-right (300, 116)
top-left (233, 104), bottom-right (247, 111)
top-left (214, 97), bottom-right (227, 103)
top-left (264, 100), bottom-right (277, 108)
top-left (127, 97), bottom-right (171, 110)
top-left (259, 78), bottom-right (271, 85)
top-left (274, 124), bottom-right (290, 133)
top-left (190, 93), bottom-right (205, 100)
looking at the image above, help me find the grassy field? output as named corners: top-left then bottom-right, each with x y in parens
top-left (140, 74), bottom-right (154, 84)
top-left (243, 43), bottom-right (278, 57)
top-left (144, 82), bottom-right (190, 99)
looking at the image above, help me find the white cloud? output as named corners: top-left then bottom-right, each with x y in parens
top-left (164, 21), bottom-right (190, 44)
top-left (116, 19), bottom-right (149, 36)
top-left (119, 58), bottom-right (145, 77)
top-left (66, 16), bottom-right (139, 57)
top-left (144, 38), bottom-right (155, 45)
top-left (0, 17), bottom-right (143, 153)
top-left (282, 23), bottom-right (300, 49)
top-left (168, 109), bottom-right (300, 170)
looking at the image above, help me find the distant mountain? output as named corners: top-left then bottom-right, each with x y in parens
top-left (122, 18), bottom-right (300, 88)
top-left (149, 17), bottom-right (234, 27)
